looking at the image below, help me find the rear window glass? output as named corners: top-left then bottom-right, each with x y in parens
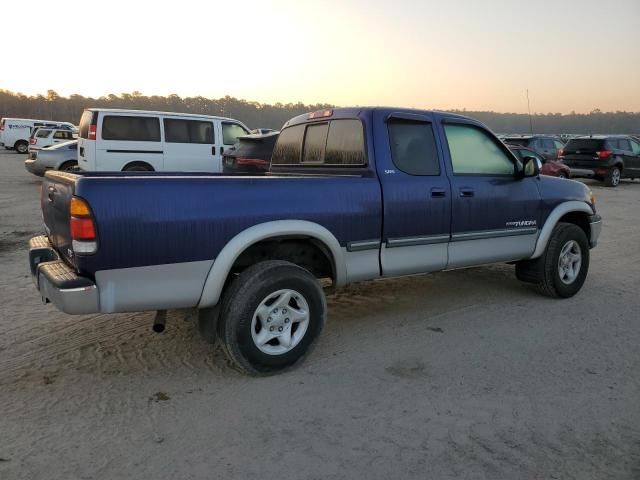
top-left (164, 119), bottom-right (214, 144)
top-left (504, 138), bottom-right (530, 147)
top-left (222, 123), bottom-right (249, 145)
top-left (388, 119), bottom-right (440, 175)
top-left (325, 120), bottom-right (365, 165)
top-left (564, 139), bottom-right (605, 153)
top-left (102, 116), bottom-right (160, 142)
top-left (302, 123), bottom-right (329, 163)
top-left (79, 110), bottom-right (94, 139)
top-left (53, 131), bottom-right (75, 140)
top-left (271, 125), bottom-right (304, 164)
top-left (36, 129), bottom-right (51, 138)
top-left (618, 139), bottom-right (631, 151)
top-left (232, 135), bottom-right (278, 159)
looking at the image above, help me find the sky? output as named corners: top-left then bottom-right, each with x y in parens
top-left (2, 0), bottom-right (639, 113)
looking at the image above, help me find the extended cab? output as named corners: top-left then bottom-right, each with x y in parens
top-left (28, 108), bottom-right (602, 375)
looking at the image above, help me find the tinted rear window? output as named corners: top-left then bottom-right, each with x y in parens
top-left (564, 139), bottom-right (605, 153)
top-left (302, 123), bottom-right (329, 163)
top-left (325, 120), bottom-right (365, 165)
top-left (271, 125), bottom-right (305, 164)
top-left (233, 136), bottom-right (278, 158)
top-left (164, 119), bottom-right (214, 144)
top-left (504, 138), bottom-right (530, 147)
top-left (102, 116), bottom-right (160, 142)
top-left (388, 119), bottom-right (440, 175)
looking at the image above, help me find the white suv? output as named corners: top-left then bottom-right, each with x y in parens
top-left (29, 127), bottom-right (78, 153)
top-left (78, 109), bottom-right (251, 172)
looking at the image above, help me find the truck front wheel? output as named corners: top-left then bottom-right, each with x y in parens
top-left (516, 222), bottom-right (589, 298)
top-left (217, 260), bottom-right (326, 375)
top-left (14, 141), bottom-right (28, 154)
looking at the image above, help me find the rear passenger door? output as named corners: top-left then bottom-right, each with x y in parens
top-left (440, 120), bottom-right (541, 268)
top-left (374, 111), bottom-right (451, 276)
top-left (163, 118), bottom-right (217, 172)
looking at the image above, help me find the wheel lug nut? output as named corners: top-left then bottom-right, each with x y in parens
top-left (267, 317), bottom-right (272, 322)
top-left (273, 309), bottom-right (278, 314)
top-left (270, 326), bottom-right (274, 332)
top-left (278, 326), bottom-right (283, 332)
top-left (285, 318), bottom-right (290, 323)
top-left (282, 308), bottom-right (287, 313)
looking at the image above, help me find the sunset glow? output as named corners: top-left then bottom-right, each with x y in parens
top-left (3, 0), bottom-right (639, 113)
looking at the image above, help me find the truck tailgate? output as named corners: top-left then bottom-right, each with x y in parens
top-left (42, 172), bottom-right (77, 266)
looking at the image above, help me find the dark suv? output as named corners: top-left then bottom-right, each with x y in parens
top-left (560, 135), bottom-right (640, 187)
top-left (503, 135), bottom-right (565, 161)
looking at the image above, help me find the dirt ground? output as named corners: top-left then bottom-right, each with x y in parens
top-left (0, 149), bottom-right (639, 480)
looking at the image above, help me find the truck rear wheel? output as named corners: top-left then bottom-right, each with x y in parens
top-left (516, 222), bottom-right (589, 298)
top-left (217, 260), bottom-right (326, 375)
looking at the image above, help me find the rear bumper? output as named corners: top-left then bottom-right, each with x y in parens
top-left (29, 235), bottom-right (100, 314)
top-left (589, 214), bottom-right (602, 248)
top-left (24, 159), bottom-right (47, 176)
top-left (568, 168), bottom-right (598, 178)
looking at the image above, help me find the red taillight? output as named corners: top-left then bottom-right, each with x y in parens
top-left (30, 138), bottom-right (37, 144)
top-left (70, 217), bottom-right (96, 240)
top-left (69, 197), bottom-right (97, 253)
top-left (557, 148), bottom-right (563, 157)
top-left (236, 157), bottom-right (270, 165)
top-left (88, 124), bottom-right (97, 140)
top-left (597, 150), bottom-right (611, 159)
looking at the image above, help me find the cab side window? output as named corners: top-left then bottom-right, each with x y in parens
top-left (630, 140), bottom-right (640, 155)
top-left (444, 124), bottom-right (514, 175)
top-left (388, 119), bottom-right (440, 175)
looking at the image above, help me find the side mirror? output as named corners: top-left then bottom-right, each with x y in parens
top-left (516, 156), bottom-right (540, 178)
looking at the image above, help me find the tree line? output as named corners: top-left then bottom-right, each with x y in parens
top-left (1, 89), bottom-right (638, 134)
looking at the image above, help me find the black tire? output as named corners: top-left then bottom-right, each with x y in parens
top-left (15, 141), bottom-right (28, 154)
top-left (604, 166), bottom-right (621, 187)
top-left (123, 162), bottom-right (153, 172)
top-left (557, 173), bottom-right (567, 179)
top-left (59, 160), bottom-right (78, 172)
top-left (515, 222), bottom-right (589, 298)
top-left (197, 306), bottom-right (220, 344)
top-left (217, 260), bottom-right (326, 375)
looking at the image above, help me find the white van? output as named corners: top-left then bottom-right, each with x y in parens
top-left (0, 118), bottom-right (76, 154)
top-left (78, 109), bottom-right (251, 172)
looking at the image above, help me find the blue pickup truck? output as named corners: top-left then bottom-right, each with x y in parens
top-left (29, 107), bottom-right (602, 374)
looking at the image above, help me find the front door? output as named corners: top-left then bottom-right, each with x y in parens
top-left (439, 121), bottom-right (541, 269)
top-left (163, 118), bottom-right (217, 172)
top-left (374, 111), bottom-right (451, 276)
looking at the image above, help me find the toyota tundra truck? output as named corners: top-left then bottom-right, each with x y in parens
top-left (28, 107), bottom-right (602, 375)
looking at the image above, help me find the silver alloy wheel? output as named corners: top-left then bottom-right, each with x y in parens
top-left (611, 168), bottom-right (620, 186)
top-left (16, 143), bottom-right (27, 154)
top-left (250, 289), bottom-right (310, 355)
top-left (558, 240), bottom-right (582, 285)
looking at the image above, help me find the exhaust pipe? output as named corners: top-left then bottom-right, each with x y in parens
top-left (152, 310), bottom-right (167, 333)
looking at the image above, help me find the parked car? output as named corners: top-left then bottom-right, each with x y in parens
top-left (503, 135), bottom-right (565, 161)
top-left (507, 144), bottom-right (571, 178)
top-left (28, 107), bottom-right (601, 375)
top-left (222, 132), bottom-right (279, 173)
top-left (0, 118), bottom-right (75, 154)
top-left (28, 127), bottom-right (78, 153)
top-left (24, 140), bottom-right (79, 176)
top-left (77, 109), bottom-right (251, 172)
top-left (560, 135), bottom-right (640, 187)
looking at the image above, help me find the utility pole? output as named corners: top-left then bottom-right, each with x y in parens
top-left (526, 89), bottom-right (534, 134)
